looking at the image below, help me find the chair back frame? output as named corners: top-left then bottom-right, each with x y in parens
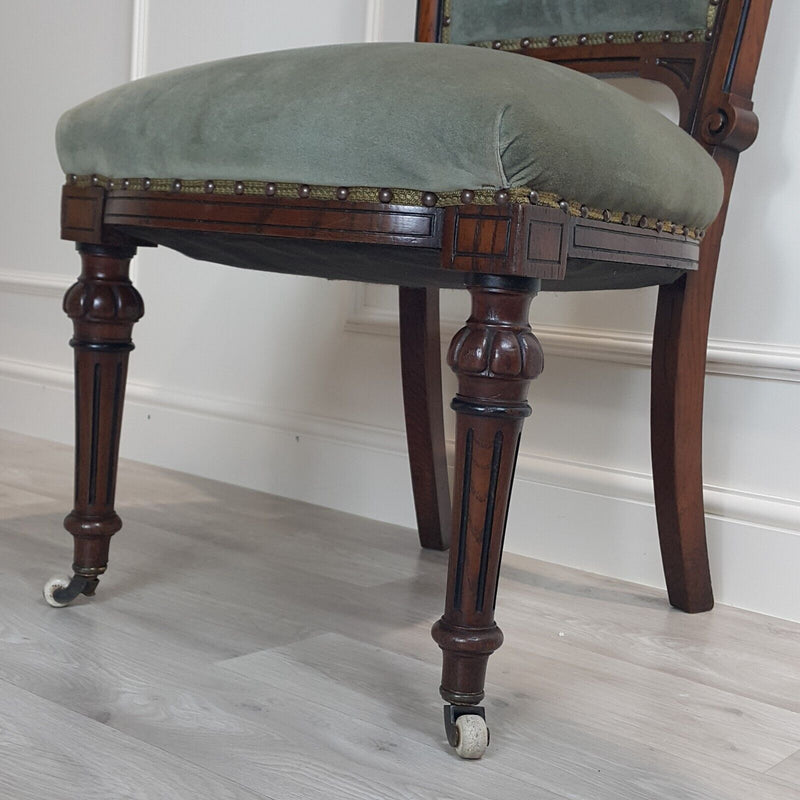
top-left (416, 0), bottom-right (770, 163)
top-left (413, 0), bottom-right (772, 613)
top-left (413, 0), bottom-right (771, 295)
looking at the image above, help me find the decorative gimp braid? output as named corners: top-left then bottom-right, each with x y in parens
top-left (67, 174), bottom-right (705, 239)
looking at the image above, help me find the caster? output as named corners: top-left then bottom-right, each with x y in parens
top-left (454, 715), bottom-right (489, 759)
top-left (443, 705), bottom-right (489, 759)
top-left (43, 574), bottom-right (98, 607)
top-left (43, 576), bottom-right (73, 607)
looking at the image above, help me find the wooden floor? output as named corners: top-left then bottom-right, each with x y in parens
top-left (1, 429), bottom-right (799, 799)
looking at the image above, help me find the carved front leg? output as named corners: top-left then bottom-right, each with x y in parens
top-left (431, 281), bottom-right (542, 755)
top-left (44, 244), bottom-right (143, 607)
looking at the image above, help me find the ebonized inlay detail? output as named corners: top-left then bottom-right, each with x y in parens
top-left (73, 356), bottom-right (81, 500)
top-left (476, 431), bottom-right (503, 613)
top-left (453, 427), bottom-right (473, 611)
top-left (451, 397), bottom-right (532, 419)
top-left (724, 0), bottom-right (751, 92)
top-left (88, 362), bottom-right (101, 506)
top-left (492, 432), bottom-right (522, 612)
top-left (106, 362), bottom-right (123, 504)
top-left (70, 340), bottom-right (135, 353)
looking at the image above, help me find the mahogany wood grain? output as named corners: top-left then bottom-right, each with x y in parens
top-left (403, 0), bottom-right (448, 555)
top-left (442, 204), bottom-right (573, 279)
top-left (64, 186), bottom-right (697, 281)
top-left (62, 244), bottom-right (143, 588)
top-left (61, 184), bottom-right (145, 248)
top-left (399, 287), bottom-right (451, 551)
top-left (651, 0), bottom-right (772, 612)
top-left (432, 282), bottom-right (543, 705)
top-left (104, 192), bottom-right (444, 249)
top-left (570, 217), bottom-right (699, 270)
top-left (61, 185), bottom-right (105, 242)
top-left (415, 0), bottom-right (441, 44)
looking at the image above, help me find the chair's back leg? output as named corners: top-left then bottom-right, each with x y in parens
top-left (399, 287), bottom-right (451, 550)
top-left (651, 231), bottom-right (722, 613)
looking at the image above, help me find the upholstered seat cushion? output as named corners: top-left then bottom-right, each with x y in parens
top-left (57, 42), bottom-right (723, 228)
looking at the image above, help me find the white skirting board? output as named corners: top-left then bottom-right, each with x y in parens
top-left (1, 355), bottom-right (798, 623)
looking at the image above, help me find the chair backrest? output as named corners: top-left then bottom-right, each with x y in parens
top-left (415, 0), bottom-right (772, 164)
top-left (442, 1), bottom-right (715, 50)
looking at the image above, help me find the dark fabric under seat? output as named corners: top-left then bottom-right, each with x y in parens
top-left (120, 227), bottom-right (686, 292)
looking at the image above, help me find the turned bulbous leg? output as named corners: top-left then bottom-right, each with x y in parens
top-left (432, 278), bottom-right (542, 756)
top-left (44, 243), bottom-right (143, 607)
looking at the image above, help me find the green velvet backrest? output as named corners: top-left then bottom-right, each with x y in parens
top-left (443, 0), bottom-right (716, 47)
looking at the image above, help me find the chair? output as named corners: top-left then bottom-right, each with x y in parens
top-left (46, 0), bottom-right (771, 758)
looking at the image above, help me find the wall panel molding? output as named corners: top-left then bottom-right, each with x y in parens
top-left (2, 353), bottom-right (797, 535)
top-left (0, 271), bottom-right (69, 298)
top-left (3, 263), bottom-right (796, 385)
top-left (364, 0), bottom-right (385, 42)
top-left (345, 286), bottom-right (800, 383)
top-left (130, 0), bottom-right (150, 80)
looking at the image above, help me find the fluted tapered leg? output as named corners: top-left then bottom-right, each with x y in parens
top-left (432, 279), bottom-right (542, 708)
top-left (55, 243), bottom-right (143, 601)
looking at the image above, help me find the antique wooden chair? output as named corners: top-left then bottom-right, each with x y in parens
top-left (46, 0), bottom-right (771, 758)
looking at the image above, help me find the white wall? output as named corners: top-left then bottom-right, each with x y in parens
top-left (1, 1), bottom-right (798, 621)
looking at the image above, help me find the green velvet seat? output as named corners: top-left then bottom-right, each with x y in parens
top-left (56, 42), bottom-right (722, 232)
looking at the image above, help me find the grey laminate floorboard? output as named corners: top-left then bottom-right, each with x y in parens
top-left (1, 429), bottom-right (799, 799)
top-left (0, 677), bottom-right (270, 800)
top-left (770, 750), bottom-right (800, 785)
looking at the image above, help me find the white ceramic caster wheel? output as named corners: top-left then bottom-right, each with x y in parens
top-left (43, 576), bottom-right (72, 608)
top-left (454, 714), bottom-right (489, 759)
